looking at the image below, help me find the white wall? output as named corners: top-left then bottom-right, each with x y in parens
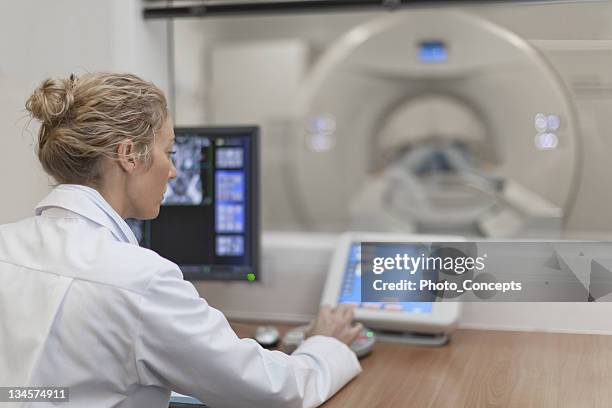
top-left (0, 0), bottom-right (168, 224)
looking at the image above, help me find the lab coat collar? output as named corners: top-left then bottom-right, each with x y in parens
top-left (35, 184), bottom-right (139, 246)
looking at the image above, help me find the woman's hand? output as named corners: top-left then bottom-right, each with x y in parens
top-left (305, 304), bottom-right (363, 346)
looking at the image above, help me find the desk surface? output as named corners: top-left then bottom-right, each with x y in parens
top-left (231, 323), bottom-right (612, 407)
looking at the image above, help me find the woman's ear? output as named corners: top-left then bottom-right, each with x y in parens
top-left (117, 139), bottom-right (137, 173)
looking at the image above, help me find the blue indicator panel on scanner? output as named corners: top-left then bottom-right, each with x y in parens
top-left (338, 244), bottom-right (433, 314)
top-left (129, 127), bottom-right (259, 281)
top-left (418, 41), bottom-right (448, 63)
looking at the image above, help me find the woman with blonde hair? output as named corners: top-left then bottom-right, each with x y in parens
top-left (0, 72), bottom-right (361, 408)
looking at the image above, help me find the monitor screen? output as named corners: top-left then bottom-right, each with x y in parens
top-left (418, 41), bottom-right (448, 63)
top-left (338, 243), bottom-right (432, 314)
top-left (127, 126), bottom-right (259, 281)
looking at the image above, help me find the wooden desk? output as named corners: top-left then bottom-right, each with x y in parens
top-left (231, 323), bottom-right (612, 407)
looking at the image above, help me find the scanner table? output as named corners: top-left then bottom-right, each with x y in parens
top-left (230, 322), bottom-right (612, 407)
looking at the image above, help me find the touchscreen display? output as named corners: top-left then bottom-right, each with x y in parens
top-left (338, 243), bottom-right (433, 313)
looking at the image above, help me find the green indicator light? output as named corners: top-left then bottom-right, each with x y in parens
top-left (366, 331), bottom-right (374, 338)
top-left (247, 273), bottom-right (256, 282)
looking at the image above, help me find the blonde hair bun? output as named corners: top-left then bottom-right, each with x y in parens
top-left (25, 72), bottom-right (167, 185)
top-left (26, 76), bottom-right (75, 126)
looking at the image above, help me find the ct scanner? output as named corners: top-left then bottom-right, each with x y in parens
top-left (286, 10), bottom-right (579, 238)
top-left (192, 6), bottom-right (612, 330)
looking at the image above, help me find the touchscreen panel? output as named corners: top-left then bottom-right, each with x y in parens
top-left (338, 243), bottom-right (433, 313)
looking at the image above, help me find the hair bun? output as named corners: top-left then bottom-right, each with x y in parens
top-left (26, 76), bottom-right (75, 126)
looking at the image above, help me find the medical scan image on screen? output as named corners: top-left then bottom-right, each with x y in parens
top-left (338, 243), bottom-right (433, 313)
top-left (163, 136), bottom-right (209, 206)
top-left (127, 128), bottom-right (258, 281)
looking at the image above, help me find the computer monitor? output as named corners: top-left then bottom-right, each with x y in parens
top-left (127, 126), bottom-right (259, 281)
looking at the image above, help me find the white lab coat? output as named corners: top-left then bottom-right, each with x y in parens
top-left (0, 185), bottom-right (361, 408)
